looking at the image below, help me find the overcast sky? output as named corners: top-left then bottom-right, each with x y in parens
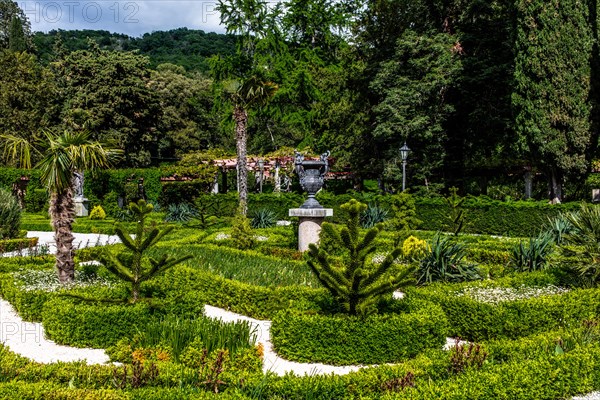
top-left (19, 0), bottom-right (226, 36)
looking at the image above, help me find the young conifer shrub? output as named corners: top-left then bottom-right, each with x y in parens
top-left (0, 188), bottom-right (21, 239)
top-left (97, 200), bottom-right (192, 302)
top-left (89, 205), bottom-right (106, 220)
top-left (231, 205), bottom-right (256, 250)
top-left (307, 199), bottom-right (415, 316)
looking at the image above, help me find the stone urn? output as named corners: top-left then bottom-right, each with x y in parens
top-left (295, 151), bottom-right (330, 208)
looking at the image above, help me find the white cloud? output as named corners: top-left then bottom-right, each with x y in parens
top-left (18, 0), bottom-right (226, 37)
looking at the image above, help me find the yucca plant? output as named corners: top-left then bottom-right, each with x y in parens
top-left (360, 203), bottom-right (389, 228)
top-left (417, 234), bottom-right (480, 284)
top-left (544, 212), bottom-right (574, 245)
top-left (250, 208), bottom-right (277, 228)
top-left (0, 188), bottom-right (21, 239)
top-left (164, 203), bottom-right (199, 223)
top-left (97, 200), bottom-right (192, 302)
top-left (509, 232), bottom-right (554, 272)
top-left (558, 204), bottom-right (600, 287)
top-left (307, 199), bottom-right (414, 316)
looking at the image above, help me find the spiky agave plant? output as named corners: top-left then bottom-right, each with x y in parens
top-left (558, 204), bottom-right (600, 287)
top-left (97, 200), bottom-right (192, 302)
top-left (307, 199), bottom-right (415, 316)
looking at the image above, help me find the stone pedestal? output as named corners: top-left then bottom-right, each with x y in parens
top-left (289, 208), bottom-right (333, 252)
top-left (74, 197), bottom-right (89, 217)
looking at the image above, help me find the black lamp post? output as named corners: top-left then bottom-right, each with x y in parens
top-left (399, 143), bottom-right (410, 192)
top-left (258, 159), bottom-right (264, 193)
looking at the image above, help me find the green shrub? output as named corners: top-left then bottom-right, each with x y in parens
top-left (41, 297), bottom-right (152, 347)
top-left (417, 234), bottom-right (481, 284)
top-left (230, 209), bottom-right (256, 250)
top-left (89, 205), bottom-right (106, 220)
top-left (385, 192), bottom-right (421, 234)
top-left (249, 208), bottom-right (277, 228)
top-left (24, 188), bottom-right (48, 213)
top-left (270, 303), bottom-right (447, 365)
top-left (307, 199), bottom-right (414, 316)
top-left (0, 237), bottom-right (38, 253)
top-left (0, 188), bottom-right (21, 239)
top-left (415, 197), bottom-right (581, 237)
top-left (102, 191), bottom-right (121, 217)
top-left (0, 276), bottom-right (51, 322)
top-left (144, 266), bottom-right (330, 320)
top-left (96, 200), bottom-right (192, 302)
top-left (409, 281), bottom-right (600, 341)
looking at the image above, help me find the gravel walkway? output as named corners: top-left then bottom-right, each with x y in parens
top-left (1, 231), bottom-right (121, 258)
top-left (203, 304), bottom-right (363, 376)
top-left (0, 298), bottom-right (111, 364)
top-left (0, 231), bottom-right (120, 364)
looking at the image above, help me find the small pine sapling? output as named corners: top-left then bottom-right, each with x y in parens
top-left (97, 200), bottom-right (192, 303)
top-left (442, 187), bottom-right (467, 236)
top-left (231, 205), bottom-right (256, 250)
top-left (385, 192), bottom-right (421, 246)
top-left (307, 199), bottom-right (415, 316)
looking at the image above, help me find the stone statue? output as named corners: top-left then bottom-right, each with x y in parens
top-left (320, 151), bottom-right (330, 175)
top-left (73, 171), bottom-right (84, 198)
top-left (294, 150), bottom-right (305, 177)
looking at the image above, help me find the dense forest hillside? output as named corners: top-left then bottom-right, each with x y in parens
top-left (3, 0), bottom-right (600, 201)
top-left (33, 28), bottom-right (237, 72)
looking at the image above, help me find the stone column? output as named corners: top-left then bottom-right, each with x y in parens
top-left (289, 208), bottom-right (333, 252)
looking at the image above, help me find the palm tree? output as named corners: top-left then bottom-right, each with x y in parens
top-left (229, 76), bottom-right (278, 215)
top-left (1, 131), bottom-right (121, 283)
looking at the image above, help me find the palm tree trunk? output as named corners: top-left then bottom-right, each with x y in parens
top-left (234, 104), bottom-right (249, 215)
top-left (50, 188), bottom-right (75, 283)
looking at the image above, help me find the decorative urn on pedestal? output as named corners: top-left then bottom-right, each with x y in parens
top-left (295, 150), bottom-right (330, 209)
top-left (289, 151), bottom-right (333, 251)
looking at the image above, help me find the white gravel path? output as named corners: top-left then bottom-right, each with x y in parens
top-left (0, 231), bottom-right (120, 364)
top-left (203, 304), bottom-right (364, 376)
top-left (573, 394), bottom-right (600, 400)
top-left (1, 231), bottom-right (121, 258)
top-left (0, 298), bottom-right (111, 364)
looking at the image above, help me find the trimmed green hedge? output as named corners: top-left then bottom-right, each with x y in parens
top-left (409, 275), bottom-right (600, 341)
top-left (0, 237), bottom-right (38, 253)
top-left (414, 197), bottom-right (581, 237)
top-left (196, 192), bottom-right (582, 237)
top-left (146, 266), bottom-right (332, 320)
top-left (194, 192), bottom-right (304, 219)
top-left (270, 303), bottom-right (448, 365)
top-left (41, 298), bottom-right (152, 348)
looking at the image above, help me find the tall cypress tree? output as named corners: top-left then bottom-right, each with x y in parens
top-left (8, 16), bottom-right (26, 52)
top-left (513, 0), bottom-right (594, 202)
